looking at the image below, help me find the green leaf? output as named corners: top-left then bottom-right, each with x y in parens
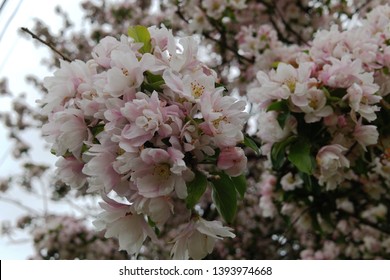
top-left (277, 111), bottom-right (290, 129)
top-left (301, 172), bottom-right (313, 192)
top-left (287, 138), bottom-right (315, 174)
top-left (231, 174), bottom-right (247, 199)
top-left (128, 25), bottom-right (152, 54)
top-left (147, 216), bottom-right (160, 236)
top-left (270, 136), bottom-right (296, 170)
top-left (185, 170), bottom-right (208, 209)
top-left (91, 123), bottom-right (105, 137)
top-left (211, 172), bottom-right (237, 223)
top-left (266, 100), bottom-right (290, 129)
top-left (266, 100), bottom-right (288, 112)
top-left (243, 135), bottom-right (260, 155)
top-left (271, 61), bottom-right (280, 69)
top-left (142, 72), bottom-right (165, 92)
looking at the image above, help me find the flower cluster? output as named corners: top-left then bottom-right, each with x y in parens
top-left (249, 4), bottom-right (390, 190)
top-left (247, 4), bottom-right (390, 258)
top-left (40, 25), bottom-right (248, 259)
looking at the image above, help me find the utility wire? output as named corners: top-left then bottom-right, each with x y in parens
top-left (0, 0), bottom-right (23, 42)
top-left (0, 0), bottom-right (9, 16)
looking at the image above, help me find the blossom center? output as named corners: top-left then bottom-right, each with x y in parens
top-left (212, 116), bottom-right (227, 128)
top-left (191, 81), bottom-right (205, 98)
top-left (309, 97), bottom-right (319, 109)
top-left (153, 163), bottom-right (171, 179)
top-left (284, 77), bottom-right (296, 92)
top-left (122, 68), bottom-right (129, 76)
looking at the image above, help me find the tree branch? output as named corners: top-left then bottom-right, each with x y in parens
top-left (20, 27), bottom-right (71, 62)
top-left (0, 196), bottom-right (40, 215)
top-left (175, 5), bottom-right (254, 64)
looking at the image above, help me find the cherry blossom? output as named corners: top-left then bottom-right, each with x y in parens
top-left (316, 144), bottom-right (350, 190)
top-left (171, 217), bottom-right (235, 260)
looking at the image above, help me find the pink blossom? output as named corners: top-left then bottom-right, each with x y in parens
top-left (40, 59), bottom-right (97, 114)
top-left (353, 119), bottom-right (379, 150)
top-left (319, 56), bottom-right (365, 88)
top-left (344, 82), bottom-right (381, 122)
top-left (130, 194), bottom-right (174, 229)
top-left (130, 147), bottom-right (193, 199)
top-left (169, 37), bottom-right (200, 73)
top-left (42, 108), bottom-right (89, 158)
top-left (82, 139), bottom-right (124, 193)
top-left (55, 156), bottom-right (87, 189)
top-left (180, 123), bottom-right (215, 161)
top-left (217, 147), bottom-right (247, 177)
top-left (171, 217), bottom-right (235, 259)
top-left (148, 25), bottom-right (176, 55)
top-left (93, 197), bottom-right (157, 255)
top-left (256, 110), bottom-right (296, 154)
top-left (299, 88), bottom-right (333, 123)
top-left (280, 172), bottom-right (303, 191)
top-left (310, 25), bottom-right (344, 62)
top-left (202, 0), bottom-right (226, 19)
top-left (236, 24), bottom-right (281, 57)
top-left (248, 62), bottom-right (316, 108)
top-left (103, 49), bottom-right (154, 97)
top-left (91, 35), bottom-right (133, 68)
top-left (199, 88), bottom-right (248, 148)
top-left (316, 144), bottom-right (350, 190)
top-left (163, 69), bottom-right (216, 102)
top-left (119, 91), bottom-right (183, 150)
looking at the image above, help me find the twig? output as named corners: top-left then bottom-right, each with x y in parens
top-left (20, 27), bottom-right (71, 62)
top-left (64, 197), bottom-right (97, 218)
top-left (175, 5), bottom-right (254, 64)
top-left (0, 196), bottom-right (40, 215)
top-left (282, 206), bottom-right (310, 236)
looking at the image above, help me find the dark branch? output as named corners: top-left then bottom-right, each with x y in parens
top-left (175, 5), bottom-right (254, 64)
top-left (20, 27), bottom-right (71, 62)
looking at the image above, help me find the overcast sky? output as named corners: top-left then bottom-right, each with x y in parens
top-left (0, 0), bottom-right (85, 259)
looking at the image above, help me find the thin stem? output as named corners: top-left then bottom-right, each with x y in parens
top-left (0, 196), bottom-right (40, 215)
top-left (175, 4), bottom-right (253, 64)
top-left (64, 197), bottom-right (97, 218)
top-left (20, 27), bottom-right (71, 62)
top-left (282, 206), bottom-right (310, 236)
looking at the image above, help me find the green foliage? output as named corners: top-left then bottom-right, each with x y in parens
top-left (185, 170), bottom-right (208, 209)
top-left (267, 100), bottom-right (290, 129)
top-left (128, 25), bottom-right (152, 54)
top-left (243, 135), bottom-right (261, 155)
top-left (287, 138), bottom-right (315, 174)
top-left (142, 72), bottom-right (165, 93)
top-left (231, 174), bottom-right (247, 199)
top-left (271, 136), bottom-right (296, 170)
top-left (211, 172), bottom-right (238, 223)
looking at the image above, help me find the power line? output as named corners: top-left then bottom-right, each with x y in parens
top-left (0, 0), bottom-right (9, 16)
top-left (0, 0), bottom-right (24, 43)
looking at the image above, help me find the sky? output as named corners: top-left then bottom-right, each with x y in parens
top-left (0, 0), bottom-right (85, 259)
